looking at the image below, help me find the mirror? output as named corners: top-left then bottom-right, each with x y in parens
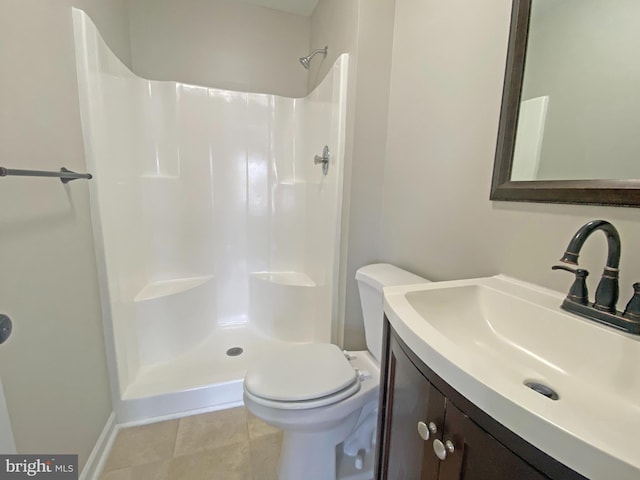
top-left (490, 0), bottom-right (640, 207)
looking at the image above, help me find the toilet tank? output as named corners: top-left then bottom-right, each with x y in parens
top-left (355, 264), bottom-right (430, 363)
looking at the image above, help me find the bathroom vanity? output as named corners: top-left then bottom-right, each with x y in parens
top-left (376, 324), bottom-right (582, 479)
top-left (375, 275), bottom-right (640, 480)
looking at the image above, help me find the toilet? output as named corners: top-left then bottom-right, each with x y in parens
top-left (243, 263), bottom-right (430, 480)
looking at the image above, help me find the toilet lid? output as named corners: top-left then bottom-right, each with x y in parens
top-left (244, 343), bottom-right (358, 402)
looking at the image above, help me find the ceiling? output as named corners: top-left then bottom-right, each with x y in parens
top-left (231, 0), bottom-right (320, 16)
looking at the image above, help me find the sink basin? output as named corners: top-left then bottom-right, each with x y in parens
top-left (384, 275), bottom-right (640, 480)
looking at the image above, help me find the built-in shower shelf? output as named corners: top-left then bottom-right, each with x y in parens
top-left (135, 275), bottom-right (214, 302)
top-left (250, 271), bottom-right (316, 287)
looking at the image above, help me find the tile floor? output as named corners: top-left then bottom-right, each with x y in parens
top-left (100, 406), bottom-right (282, 480)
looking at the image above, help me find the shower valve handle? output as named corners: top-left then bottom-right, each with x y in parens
top-left (314, 145), bottom-right (330, 176)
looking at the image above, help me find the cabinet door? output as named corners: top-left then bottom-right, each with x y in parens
top-left (380, 336), bottom-right (445, 480)
top-left (437, 402), bottom-right (549, 480)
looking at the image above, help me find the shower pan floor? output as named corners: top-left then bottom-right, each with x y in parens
top-left (119, 324), bottom-right (291, 422)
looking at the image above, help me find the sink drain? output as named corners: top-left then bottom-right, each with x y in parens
top-left (524, 381), bottom-right (559, 400)
top-left (226, 347), bottom-right (243, 357)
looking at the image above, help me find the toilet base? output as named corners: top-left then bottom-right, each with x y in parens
top-left (275, 404), bottom-right (377, 480)
top-left (244, 350), bottom-right (380, 480)
top-left (277, 409), bottom-right (361, 480)
top-left (277, 432), bottom-right (375, 480)
top-left (336, 447), bottom-right (375, 480)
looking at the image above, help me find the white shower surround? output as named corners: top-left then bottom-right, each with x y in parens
top-left (73, 9), bottom-right (348, 422)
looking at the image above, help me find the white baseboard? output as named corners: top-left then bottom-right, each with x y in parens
top-left (80, 412), bottom-right (119, 480)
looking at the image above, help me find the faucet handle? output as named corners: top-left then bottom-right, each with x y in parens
top-left (552, 265), bottom-right (590, 306)
top-left (623, 283), bottom-right (640, 321)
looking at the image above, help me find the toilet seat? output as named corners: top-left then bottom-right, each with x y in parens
top-left (244, 343), bottom-right (361, 410)
top-left (244, 380), bottom-right (361, 410)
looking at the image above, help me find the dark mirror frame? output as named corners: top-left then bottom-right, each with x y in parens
top-left (490, 0), bottom-right (640, 207)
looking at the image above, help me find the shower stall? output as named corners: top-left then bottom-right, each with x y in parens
top-left (73, 9), bottom-right (348, 421)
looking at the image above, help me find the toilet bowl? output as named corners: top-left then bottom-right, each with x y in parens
top-left (244, 346), bottom-right (379, 480)
top-left (243, 264), bottom-right (430, 480)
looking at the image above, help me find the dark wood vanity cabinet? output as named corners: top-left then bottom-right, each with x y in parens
top-left (436, 403), bottom-right (547, 480)
top-left (380, 331), bottom-right (444, 480)
top-left (376, 320), bottom-right (586, 480)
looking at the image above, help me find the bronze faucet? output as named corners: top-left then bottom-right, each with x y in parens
top-left (552, 220), bottom-right (640, 335)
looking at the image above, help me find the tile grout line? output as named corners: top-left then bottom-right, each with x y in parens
top-left (102, 407), bottom-right (276, 480)
top-left (245, 408), bottom-right (255, 480)
top-left (172, 416), bottom-right (182, 459)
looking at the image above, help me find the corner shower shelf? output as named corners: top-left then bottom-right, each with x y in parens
top-left (250, 271), bottom-right (316, 287)
top-left (134, 275), bottom-right (214, 302)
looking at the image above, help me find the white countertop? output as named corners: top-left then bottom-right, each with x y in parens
top-left (383, 275), bottom-right (640, 480)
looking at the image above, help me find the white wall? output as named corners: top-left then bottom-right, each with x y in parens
top-left (127, 0), bottom-right (310, 97)
top-left (0, 0), bottom-right (130, 469)
top-left (307, 0), bottom-right (359, 94)
top-left (344, 1), bottom-right (396, 349)
top-left (379, 0), bottom-right (640, 320)
top-left (309, 0), bottom-right (359, 347)
top-left (309, 0), bottom-right (396, 349)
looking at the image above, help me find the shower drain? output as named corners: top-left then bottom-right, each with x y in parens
top-left (226, 347), bottom-right (244, 357)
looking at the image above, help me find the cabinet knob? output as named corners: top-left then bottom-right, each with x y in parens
top-left (417, 421), bottom-right (438, 441)
top-left (433, 439), bottom-right (455, 460)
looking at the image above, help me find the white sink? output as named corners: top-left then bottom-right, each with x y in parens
top-left (384, 275), bottom-right (640, 480)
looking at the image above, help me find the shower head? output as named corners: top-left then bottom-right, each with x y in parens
top-left (299, 46), bottom-right (328, 70)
